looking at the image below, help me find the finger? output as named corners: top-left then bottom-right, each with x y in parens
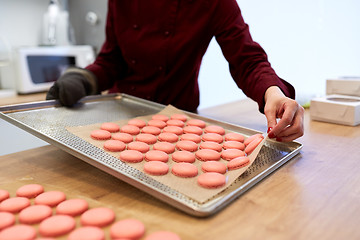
top-left (276, 131), bottom-right (302, 142)
top-left (274, 106), bottom-right (304, 141)
top-left (270, 102), bottom-right (298, 137)
top-left (275, 123), bottom-right (303, 141)
top-left (264, 105), bottom-right (278, 136)
top-left (276, 121), bottom-right (304, 142)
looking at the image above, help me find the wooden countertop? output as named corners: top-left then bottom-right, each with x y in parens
top-left (1, 97), bottom-right (360, 240)
top-left (0, 92), bottom-right (46, 106)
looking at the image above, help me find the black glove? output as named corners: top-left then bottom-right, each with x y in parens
top-left (46, 68), bottom-right (98, 107)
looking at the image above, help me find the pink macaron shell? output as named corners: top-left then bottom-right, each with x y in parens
top-left (100, 122), bottom-right (120, 133)
top-left (135, 133), bottom-right (157, 145)
top-left (103, 140), bottom-right (126, 152)
top-left (110, 218), bottom-right (145, 240)
top-left (182, 125), bottom-right (203, 135)
top-left (225, 132), bottom-right (245, 142)
top-left (222, 141), bottom-right (245, 151)
top-left (162, 126), bottom-right (183, 135)
top-left (198, 172), bottom-right (227, 189)
top-left (153, 142), bottom-right (176, 154)
top-left (0, 197), bottom-right (31, 213)
top-left (171, 162), bottom-right (198, 178)
top-left (199, 141), bottom-right (223, 152)
top-left (201, 133), bottom-right (224, 143)
top-left (166, 119), bottom-right (185, 128)
top-left (19, 204), bottom-right (53, 224)
top-left (145, 231), bottom-right (181, 240)
top-left (0, 224), bottom-right (37, 240)
top-left (90, 129), bottom-right (112, 140)
top-left (16, 184), bottom-right (44, 198)
top-left (144, 161), bottom-right (169, 176)
top-left (141, 126), bottom-right (162, 136)
top-left (56, 198), bottom-right (89, 217)
top-left (127, 118), bottom-right (147, 128)
top-left (32, 237), bottom-right (56, 240)
top-left (127, 141), bottom-right (150, 153)
top-left (221, 149), bottom-right (245, 161)
top-left (151, 114), bottom-right (169, 122)
top-left (145, 150), bottom-right (169, 162)
top-left (244, 136), bottom-right (263, 155)
top-left (112, 132), bottom-right (134, 143)
top-left (80, 207), bottom-right (115, 228)
top-left (244, 133), bottom-right (264, 146)
top-left (227, 156), bottom-right (250, 170)
top-left (204, 125), bottom-right (226, 135)
top-left (187, 119), bottom-right (206, 128)
top-left (170, 114), bottom-right (188, 122)
top-left (35, 191), bottom-right (66, 207)
top-left (68, 226), bottom-right (105, 240)
top-left (120, 125), bottom-right (141, 135)
top-left (148, 119), bottom-right (167, 129)
top-left (158, 132), bottom-right (179, 143)
top-left (195, 149), bottom-right (221, 161)
top-left (175, 140), bottom-right (198, 152)
top-left (171, 150), bottom-right (196, 163)
top-left (39, 215), bottom-right (76, 237)
top-left (119, 150), bottom-right (144, 163)
top-left (180, 133), bottom-right (201, 143)
top-left (0, 189), bottom-right (10, 202)
top-left (0, 212), bottom-right (15, 230)
top-left (201, 161), bottom-right (227, 174)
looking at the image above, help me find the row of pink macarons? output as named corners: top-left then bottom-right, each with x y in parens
top-left (141, 157), bottom-right (251, 189)
top-left (94, 113), bottom-right (237, 138)
top-left (92, 131), bottom-right (259, 154)
top-left (0, 184), bottom-right (181, 240)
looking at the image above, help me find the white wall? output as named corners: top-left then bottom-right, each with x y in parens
top-left (0, 0), bottom-right (49, 47)
top-left (198, 0), bottom-right (360, 109)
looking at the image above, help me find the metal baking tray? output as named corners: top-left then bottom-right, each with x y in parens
top-left (0, 94), bottom-right (302, 217)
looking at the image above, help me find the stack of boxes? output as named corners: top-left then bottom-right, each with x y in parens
top-left (310, 77), bottom-right (360, 126)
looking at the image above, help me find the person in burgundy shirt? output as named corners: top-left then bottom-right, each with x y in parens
top-left (47, 0), bottom-right (304, 141)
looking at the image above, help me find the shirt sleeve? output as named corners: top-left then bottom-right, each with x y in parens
top-left (212, 0), bottom-right (295, 112)
top-left (85, 0), bottom-right (127, 92)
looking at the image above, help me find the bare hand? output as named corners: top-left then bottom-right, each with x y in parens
top-left (264, 86), bottom-right (304, 142)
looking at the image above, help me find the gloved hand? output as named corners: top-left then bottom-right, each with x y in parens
top-left (46, 68), bottom-right (98, 107)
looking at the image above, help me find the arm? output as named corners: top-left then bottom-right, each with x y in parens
top-left (212, 0), bottom-right (303, 141)
top-left (212, 0), bottom-right (295, 112)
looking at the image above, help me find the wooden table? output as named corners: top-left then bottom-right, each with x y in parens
top-left (0, 92), bottom-right (46, 106)
top-left (1, 98), bottom-right (360, 240)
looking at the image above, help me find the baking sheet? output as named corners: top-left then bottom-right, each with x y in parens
top-left (67, 105), bottom-right (266, 203)
top-left (0, 94), bottom-right (302, 216)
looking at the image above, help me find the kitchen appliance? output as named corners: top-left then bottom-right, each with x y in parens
top-left (0, 45), bottom-right (95, 94)
top-left (42, 0), bottom-right (75, 46)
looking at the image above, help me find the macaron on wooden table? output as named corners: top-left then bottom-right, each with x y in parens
top-left (1, 95), bottom-right (360, 240)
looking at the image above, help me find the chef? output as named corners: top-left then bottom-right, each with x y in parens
top-left (47, 0), bottom-right (304, 142)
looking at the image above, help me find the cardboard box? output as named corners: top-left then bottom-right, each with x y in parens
top-left (310, 94), bottom-right (360, 126)
top-left (326, 77), bottom-right (360, 97)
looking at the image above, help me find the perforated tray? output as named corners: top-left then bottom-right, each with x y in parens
top-left (0, 94), bottom-right (302, 217)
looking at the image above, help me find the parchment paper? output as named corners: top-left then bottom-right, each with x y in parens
top-left (67, 105), bottom-right (266, 203)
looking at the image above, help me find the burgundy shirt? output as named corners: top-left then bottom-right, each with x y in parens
top-left (86, 0), bottom-right (295, 112)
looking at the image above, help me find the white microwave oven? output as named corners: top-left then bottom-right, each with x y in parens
top-left (1, 45), bottom-right (95, 94)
